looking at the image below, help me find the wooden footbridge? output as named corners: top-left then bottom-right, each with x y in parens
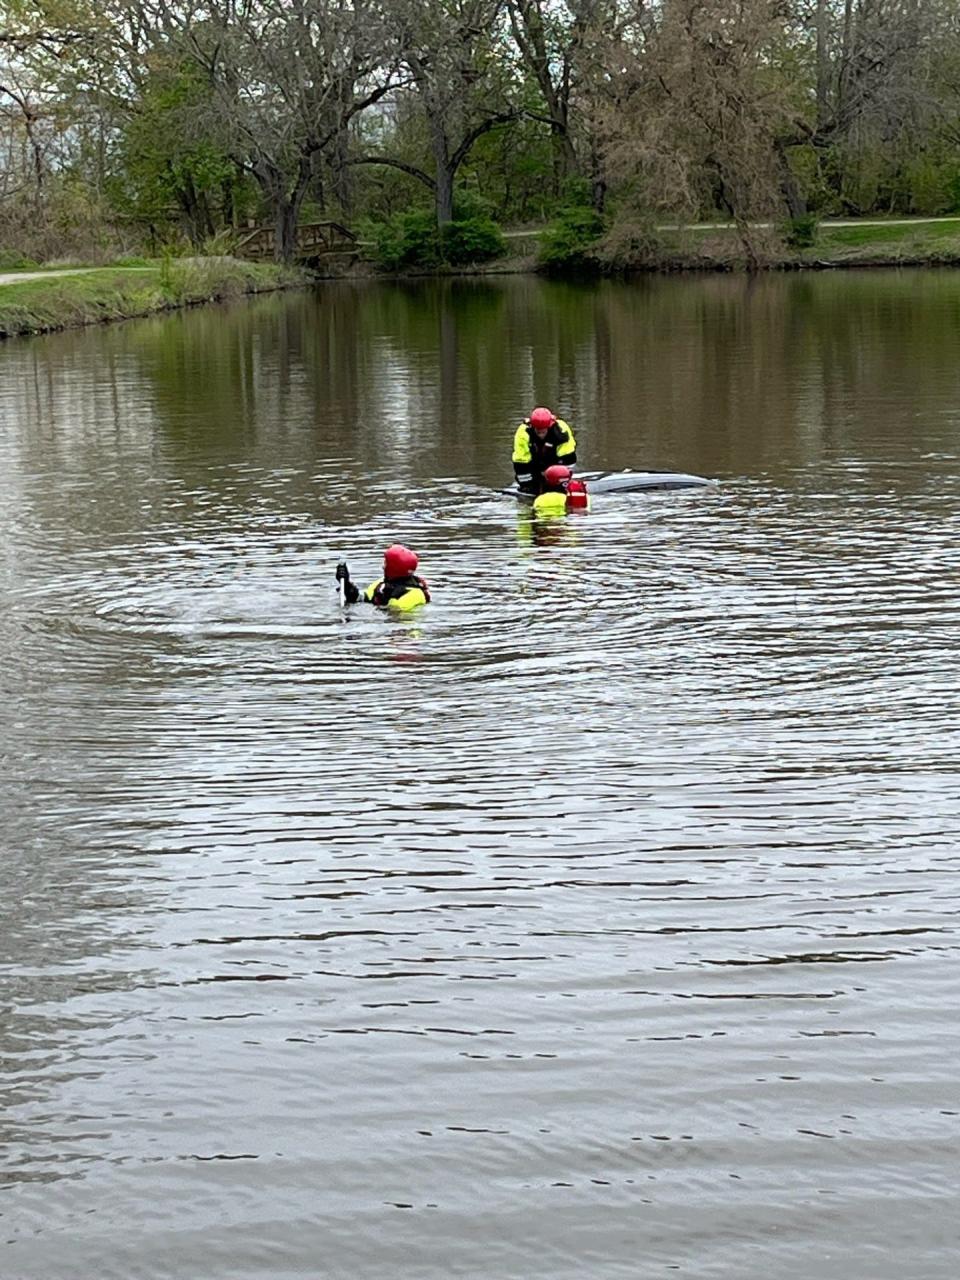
top-left (235, 221), bottom-right (360, 264)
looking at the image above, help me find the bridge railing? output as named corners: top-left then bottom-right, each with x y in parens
top-left (235, 221), bottom-right (359, 260)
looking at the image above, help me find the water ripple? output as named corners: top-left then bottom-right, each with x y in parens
top-left (2, 275), bottom-right (960, 1280)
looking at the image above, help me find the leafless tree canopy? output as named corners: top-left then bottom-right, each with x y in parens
top-left (4, 0), bottom-right (960, 259)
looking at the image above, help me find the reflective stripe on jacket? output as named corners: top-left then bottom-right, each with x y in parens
top-left (511, 419), bottom-right (577, 467)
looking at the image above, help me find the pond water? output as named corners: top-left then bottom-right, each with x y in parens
top-left (1, 271), bottom-right (959, 1279)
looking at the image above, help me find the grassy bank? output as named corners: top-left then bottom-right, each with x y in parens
top-left (802, 217), bottom-right (960, 265)
top-left (618, 216), bottom-right (960, 272)
top-left (0, 256), bottom-right (309, 339)
top-left (4, 220), bottom-right (960, 341)
top-left (310, 215), bottom-right (960, 277)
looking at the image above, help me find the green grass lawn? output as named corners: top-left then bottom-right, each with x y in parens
top-left (650, 216), bottom-right (960, 267)
top-left (818, 219), bottom-right (960, 247)
top-left (0, 259), bottom-right (304, 338)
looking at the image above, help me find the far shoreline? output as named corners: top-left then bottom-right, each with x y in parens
top-left (0, 257), bottom-right (310, 342)
top-left (5, 218), bottom-right (960, 340)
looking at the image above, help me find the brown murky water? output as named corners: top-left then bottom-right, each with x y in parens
top-left (1, 272), bottom-right (959, 1279)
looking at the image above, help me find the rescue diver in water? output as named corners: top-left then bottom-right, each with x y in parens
top-left (336, 544), bottom-right (430, 611)
top-left (512, 407), bottom-right (577, 494)
top-left (532, 464), bottom-right (590, 514)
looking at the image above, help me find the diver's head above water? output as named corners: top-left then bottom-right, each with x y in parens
top-left (532, 467), bottom-right (590, 515)
top-left (383, 543), bottom-right (418, 580)
top-left (542, 464), bottom-right (572, 491)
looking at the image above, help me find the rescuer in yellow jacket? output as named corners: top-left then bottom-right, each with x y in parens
top-left (336, 545), bottom-right (430, 611)
top-left (531, 465), bottom-right (591, 515)
top-left (512, 406), bottom-right (577, 493)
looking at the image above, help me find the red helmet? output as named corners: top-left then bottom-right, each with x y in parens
top-left (383, 544), bottom-right (418, 578)
top-left (543, 464), bottom-right (572, 488)
top-left (529, 407), bottom-right (556, 431)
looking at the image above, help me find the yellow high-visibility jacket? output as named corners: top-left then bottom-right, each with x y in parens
top-left (512, 419), bottom-right (577, 488)
top-left (362, 575), bottom-right (430, 611)
top-left (532, 490), bottom-right (591, 515)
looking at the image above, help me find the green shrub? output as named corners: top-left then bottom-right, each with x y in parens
top-left (451, 187), bottom-right (496, 222)
top-left (440, 214), bottom-right (505, 264)
top-left (944, 168), bottom-right (960, 214)
top-left (368, 206), bottom-right (505, 270)
top-left (781, 213), bottom-right (819, 248)
top-left (370, 209), bottom-right (441, 270)
top-left (0, 249), bottom-right (40, 270)
top-left (537, 206), bottom-right (605, 272)
top-left (200, 228), bottom-right (243, 257)
top-left (546, 177), bottom-right (594, 216)
top-left (905, 158), bottom-right (951, 215)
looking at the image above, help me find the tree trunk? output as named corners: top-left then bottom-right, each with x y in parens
top-left (252, 156), bottom-right (311, 262)
top-left (275, 198), bottom-right (302, 262)
top-left (776, 141), bottom-right (807, 218)
top-left (839, 0), bottom-right (854, 117)
top-left (736, 219), bottom-right (762, 273)
top-left (551, 121), bottom-right (578, 193)
top-left (589, 141), bottom-right (606, 213)
top-left (177, 173), bottom-right (206, 247)
top-left (23, 112), bottom-right (44, 205)
top-left (428, 119), bottom-right (455, 227)
top-left (506, 0), bottom-right (580, 198)
top-left (198, 193), bottom-right (216, 242)
top-left (331, 138), bottom-right (354, 217)
top-left (436, 166), bottom-right (455, 226)
top-left (815, 0), bottom-right (830, 130)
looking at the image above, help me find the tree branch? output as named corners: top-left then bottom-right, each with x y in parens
top-left (450, 110), bottom-right (519, 172)
top-left (344, 155), bottom-right (437, 191)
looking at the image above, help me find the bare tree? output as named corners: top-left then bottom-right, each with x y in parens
top-left (106, 0), bottom-right (400, 260)
top-left (506, 0), bottom-right (623, 208)
top-left (507, 0), bottom-right (580, 188)
top-left (350, 0), bottom-right (518, 227)
top-left (786, 0), bottom-right (944, 210)
top-left (0, 0), bottom-right (98, 55)
top-left (601, 0), bottom-right (793, 263)
top-left (0, 0), bottom-right (103, 223)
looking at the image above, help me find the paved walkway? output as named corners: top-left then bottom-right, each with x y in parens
top-left (504, 215), bottom-right (960, 238)
top-left (0, 268), bottom-right (100, 285)
top-left (3, 216), bottom-right (960, 283)
top-left (0, 265), bottom-right (159, 286)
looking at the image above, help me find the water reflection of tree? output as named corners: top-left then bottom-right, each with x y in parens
top-left (582, 271), bottom-right (960, 480)
top-left (10, 272), bottom-right (960, 523)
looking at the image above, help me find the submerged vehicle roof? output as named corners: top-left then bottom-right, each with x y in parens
top-left (502, 469), bottom-right (714, 497)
